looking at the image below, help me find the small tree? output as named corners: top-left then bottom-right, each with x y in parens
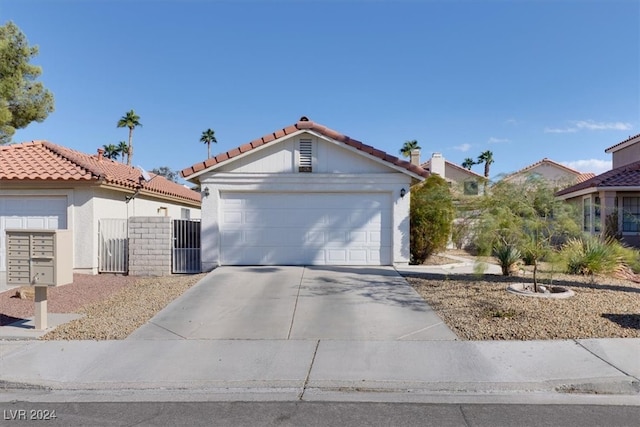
top-left (472, 178), bottom-right (581, 287)
top-left (200, 128), bottom-right (217, 159)
top-left (117, 141), bottom-right (129, 163)
top-left (102, 144), bottom-right (119, 160)
top-left (117, 110), bottom-right (142, 165)
top-left (0, 22), bottom-right (54, 144)
top-left (410, 175), bottom-right (454, 264)
top-left (399, 140), bottom-right (421, 158)
top-left (151, 166), bottom-right (179, 183)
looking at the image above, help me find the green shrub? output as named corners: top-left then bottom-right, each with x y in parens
top-left (493, 243), bottom-right (522, 276)
top-left (410, 175), bottom-right (454, 264)
top-left (561, 235), bottom-right (625, 277)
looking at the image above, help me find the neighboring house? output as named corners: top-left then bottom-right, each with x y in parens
top-left (556, 133), bottom-right (640, 247)
top-left (181, 116), bottom-right (429, 269)
top-left (502, 158), bottom-right (595, 188)
top-left (420, 153), bottom-right (485, 196)
top-left (0, 141), bottom-right (201, 274)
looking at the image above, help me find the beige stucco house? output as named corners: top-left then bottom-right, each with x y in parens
top-left (421, 153), bottom-right (485, 196)
top-left (556, 133), bottom-right (640, 247)
top-left (502, 158), bottom-right (594, 188)
top-left (0, 141), bottom-right (201, 274)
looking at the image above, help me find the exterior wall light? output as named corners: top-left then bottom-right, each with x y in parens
top-left (202, 187), bottom-right (210, 197)
top-left (400, 188), bottom-right (406, 198)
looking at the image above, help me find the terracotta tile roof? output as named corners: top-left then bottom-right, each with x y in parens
top-left (420, 159), bottom-right (485, 178)
top-left (604, 132), bottom-right (640, 153)
top-left (0, 141), bottom-right (201, 204)
top-left (555, 160), bottom-right (640, 197)
top-left (503, 157), bottom-right (586, 181)
top-left (181, 117), bottom-right (429, 179)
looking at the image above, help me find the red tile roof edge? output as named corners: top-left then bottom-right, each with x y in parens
top-left (2, 141), bottom-right (201, 204)
top-left (555, 161), bottom-right (640, 197)
top-left (503, 158), bottom-right (584, 180)
top-left (420, 159), bottom-right (486, 178)
top-left (181, 118), bottom-right (430, 179)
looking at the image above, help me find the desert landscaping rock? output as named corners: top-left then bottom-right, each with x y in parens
top-left (407, 271), bottom-right (640, 341)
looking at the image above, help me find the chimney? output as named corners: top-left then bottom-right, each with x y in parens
top-left (97, 148), bottom-right (104, 161)
top-left (430, 152), bottom-right (445, 177)
top-left (410, 148), bottom-right (421, 166)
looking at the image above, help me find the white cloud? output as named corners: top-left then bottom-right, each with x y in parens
top-left (545, 120), bottom-right (632, 134)
top-left (574, 120), bottom-right (632, 131)
top-left (544, 127), bottom-right (578, 134)
top-left (561, 159), bottom-right (612, 175)
top-left (488, 137), bottom-right (509, 144)
top-left (453, 143), bottom-right (471, 152)
top-left (505, 119), bottom-right (519, 126)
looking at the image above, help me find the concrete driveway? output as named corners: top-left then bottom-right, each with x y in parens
top-left (128, 266), bottom-right (456, 341)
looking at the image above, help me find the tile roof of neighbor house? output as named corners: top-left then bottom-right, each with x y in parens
top-left (555, 160), bottom-right (640, 197)
top-left (503, 157), bottom-right (595, 183)
top-left (0, 140), bottom-right (201, 204)
top-left (180, 117), bottom-right (430, 179)
top-left (604, 132), bottom-right (640, 153)
top-left (420, 159), bottom-right (485, 178)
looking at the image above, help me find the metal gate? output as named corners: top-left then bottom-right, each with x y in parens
top-left (172, 219), bottom-right (201, 273)
top-left (98, 219), bottom-right (128, 273)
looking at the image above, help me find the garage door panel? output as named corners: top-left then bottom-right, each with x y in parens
top-left (219, 192), bottom-right (391, 266)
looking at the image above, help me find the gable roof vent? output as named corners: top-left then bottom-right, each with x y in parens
top-left (299, 139), bottom-right (312, 173)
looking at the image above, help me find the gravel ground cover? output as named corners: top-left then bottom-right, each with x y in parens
top-left (0, 273), bottom-right (205, 340)
top-left (407, 267), bottom-right (640, 340)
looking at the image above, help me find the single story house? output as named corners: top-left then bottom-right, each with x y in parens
top-left (420, 153), bottom-right (485, 196)
top-left (556, 133), bottom-right (640, 246)
top-left (502, 157), bottom-right (594, 188)
top-left (0, 141), bottom-right (201, 274)
top-left (181, 117), bottom-right (429, 269)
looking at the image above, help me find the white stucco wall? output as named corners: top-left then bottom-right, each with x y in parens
top-left (216, 133), bottom-right (394, 175)
top-left (199, 172), bottom-right (412, 270)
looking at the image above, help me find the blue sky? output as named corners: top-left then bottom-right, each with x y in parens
top-left (2, 0), bottom-right (638, 182)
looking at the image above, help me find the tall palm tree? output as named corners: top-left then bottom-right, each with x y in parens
top-left (102, 144), bottom-right (119, 160)
top-left (477, 150), bottom-right (494, 178)
top-left (200, 128), bottom-right (217, 159)
top-left (117, 110), bottom-right (142, 166)
top-left (116, 141), bottom-right (129, 163)
top-left (461, 157), bottom-right (476, 170)
top-left (399, 140), bottom-right (421, 158)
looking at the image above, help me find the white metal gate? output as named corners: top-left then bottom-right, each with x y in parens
top-left (98, 219), bottom-right (128, 273)
top-left (172, 219), bottom-right (201, 273)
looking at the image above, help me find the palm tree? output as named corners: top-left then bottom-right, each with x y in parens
top-left (117, 110), bottom-right (142, 166)
top-left (116, 141), bottom-right (129, 163)
top-left (200, 128), bottom-right (217, 159)
top-left (102, 144), bottom-right (119, 160)
top-left (477, 150), bottom-right (494, 178)
top-left (399, 140), bottom-right (421, 158)
top-left (461, 157), bottom-right (476, 170)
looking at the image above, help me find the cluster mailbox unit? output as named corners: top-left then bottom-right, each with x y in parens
top-left (5, 229), bottom-right (73, 330)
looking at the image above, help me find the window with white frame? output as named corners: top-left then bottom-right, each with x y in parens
top-left (622, 197), bottom-right (640, 232)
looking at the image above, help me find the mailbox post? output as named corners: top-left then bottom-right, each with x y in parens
top-left (5, 229), bottom-right (73, 330)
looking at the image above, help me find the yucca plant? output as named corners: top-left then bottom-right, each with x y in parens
top-left (561, 236), bottom-right (625, 281)
top-left (493, 243), bottom-right (522, 276)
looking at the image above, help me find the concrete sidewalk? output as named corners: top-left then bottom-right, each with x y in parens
top-left (1, 338), bottom-right (638, 404)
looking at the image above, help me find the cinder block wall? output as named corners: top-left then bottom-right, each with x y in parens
top-left (128, 216), bottom-right (172, 276)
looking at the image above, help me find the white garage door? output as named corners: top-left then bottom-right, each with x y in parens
top-left (220, 192), bottom-right (392, 265)
top-left (0, 196), bottom-right (67, 271)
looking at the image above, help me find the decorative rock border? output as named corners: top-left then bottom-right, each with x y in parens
top-left (506, 283), bottom-right (575, 299)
